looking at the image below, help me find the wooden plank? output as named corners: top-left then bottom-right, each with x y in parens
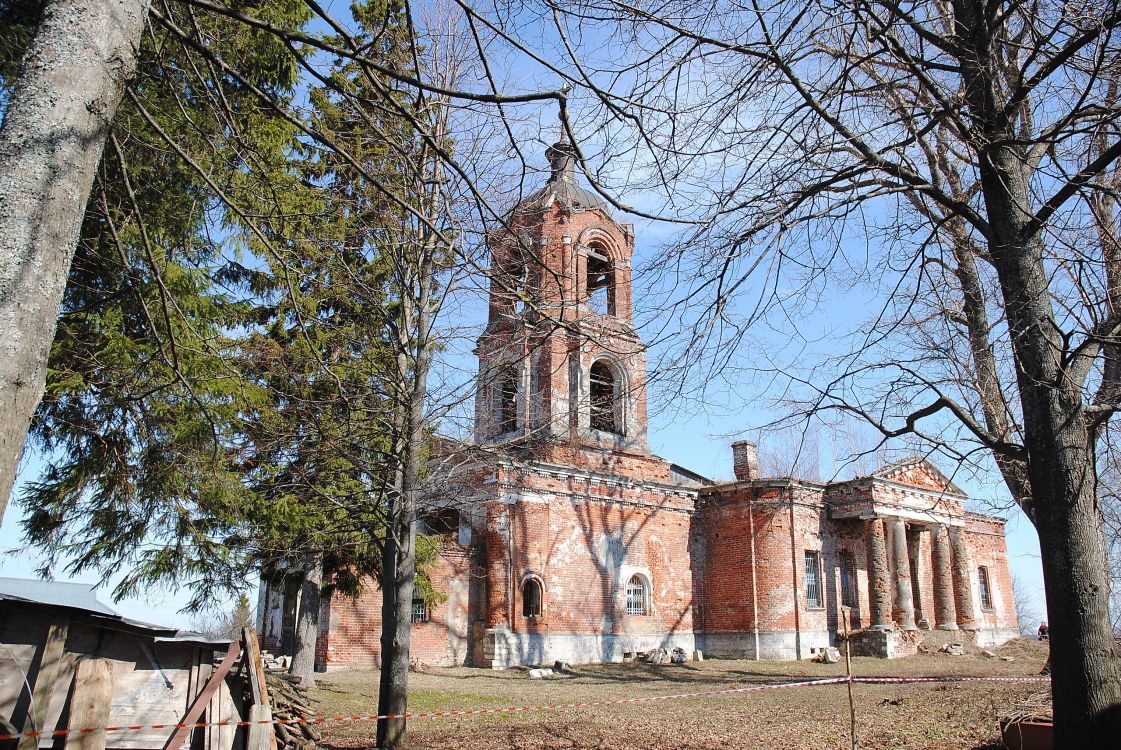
top-left (244, 706), bottom-right (271, 750)
top-left (160, 642), bottom-right (241, 750)
top-left (17, 615), bottom-right (69, 750)
top-left (240, 629), bottom-right (276, 750)
top-left (64, 659), bottom-right (113, 750)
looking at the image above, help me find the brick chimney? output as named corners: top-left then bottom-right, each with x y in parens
top-left (731, 440), bottom-right (758, 481)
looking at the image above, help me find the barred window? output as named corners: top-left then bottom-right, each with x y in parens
top-left (978, 567), bottom-right (993, 610)
top-left (411, 598), bottom-right (428, 624)
top-left (805, 551), bottom-right (823, 608)
top-left (625, 575), bottom-right (649, 616)
top-left (523, 578), bottom-right (543, 618)
top-left (839, 551), bottom-right (858, 608)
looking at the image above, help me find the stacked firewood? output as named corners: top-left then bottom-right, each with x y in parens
top-left (264, 673), bottom-right (320, 750)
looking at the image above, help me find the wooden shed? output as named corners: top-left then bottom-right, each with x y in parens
top-left (0, 577), bottom-right (246, 750)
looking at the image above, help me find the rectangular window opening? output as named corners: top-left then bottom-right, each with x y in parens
top-left (805, 551), bottom-right (823, 608)
top-left (411, 598), bottom-right (428, 624)
top-left (978, 566), bottom-right (993, 611)
top-left (839, 550), bottom-right (857, 608)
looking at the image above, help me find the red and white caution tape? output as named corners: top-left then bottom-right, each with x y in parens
top-left (0, 674), bottom-right (1047, 742)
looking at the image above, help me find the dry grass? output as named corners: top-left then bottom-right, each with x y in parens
top-left (309, 638), bottom-right (1050, 750)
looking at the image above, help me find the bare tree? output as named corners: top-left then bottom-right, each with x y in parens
top-left (480, 0), bottom-right (1121, 742)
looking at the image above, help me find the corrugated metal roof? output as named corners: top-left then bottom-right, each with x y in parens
top-left (0, 577), bottom-right (232, 644)
top-left (0, 576), bottom-right (119, 616)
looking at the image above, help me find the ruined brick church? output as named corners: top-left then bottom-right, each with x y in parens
top-left (257, 139), bottom-right (1018, 669)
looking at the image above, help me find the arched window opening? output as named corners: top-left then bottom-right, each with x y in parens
top-left (590, 360), bottom-right (621, 434)
top-left (523, 578), bottom-right (543, 618)
top-left (496, 365), bottom-right (519, 435)
top-left (626, 575), bottom-right (649, 616)
top-left (586, 247), bottom-right (615, 315)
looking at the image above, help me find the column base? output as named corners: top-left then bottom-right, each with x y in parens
top-left (917, 618), bottom-right (932, 630)
top-left (935, 623), bottom-right (959, 631)
top-left (899, 623), bottom-right (919, 631)
top-left (959, 623), bottom-right (981, 632)
top-left (869, 623), bottom-right (894, 631)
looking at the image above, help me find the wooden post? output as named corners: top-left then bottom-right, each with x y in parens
top-left (64, 659), bottom-right (114, 750)
top-left (842, 606), bottom-right (858, 750)
top-left (18, 615), bottom-right (70, 750)
top-left (241, 628), bottom-right (277, 750)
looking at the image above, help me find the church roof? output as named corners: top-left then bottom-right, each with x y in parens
top-left (513, 138), bottom-right (613, 216)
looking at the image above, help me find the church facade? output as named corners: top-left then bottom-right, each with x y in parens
top-left (257, 140), bottom-right (1019, 669)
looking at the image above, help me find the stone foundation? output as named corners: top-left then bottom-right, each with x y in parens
top-left (483, 629), bottom-right (698, 669)
top-left (698, 630), bottom-right (832, 660)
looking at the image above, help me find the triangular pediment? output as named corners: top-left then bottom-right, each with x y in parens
top-left (871, 457), bottom-right (965, 496)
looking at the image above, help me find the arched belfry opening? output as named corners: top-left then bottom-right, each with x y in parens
top-left (586, 245), bottom-right (615, 315)
top-left (590, 360), bottom-right (623, 435)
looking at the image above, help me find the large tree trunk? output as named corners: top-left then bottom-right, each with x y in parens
top-left (0, 0), bottom-right (151, 522)
top-left (288, 550), bottom-right (322, 688)
top-left (987, 159), bottom-right (1121, 747)
top-left (950, 0), bottom-right (1121, 740)
top-left (984, 137), bottom-right (1121, 749)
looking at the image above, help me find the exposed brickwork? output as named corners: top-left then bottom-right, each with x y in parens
top-left (317, 543), bottom-right (474, 669)
top-left (865, 518), bottom-right (892, 627)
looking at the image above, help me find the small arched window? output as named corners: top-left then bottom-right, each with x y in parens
top-left (586, 247), bottom-right (615, 315)
top-left (625, 574), bottom-right (649, 616)
top-left (590, 360), bottom-right (622, 434)
top-left (496, 365), bottom-right (519, 435)
top-left (523, 578), bottom-right (543, 618)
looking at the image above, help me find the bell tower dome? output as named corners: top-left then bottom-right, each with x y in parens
top-left (474, 139), bottom-right (666, 478)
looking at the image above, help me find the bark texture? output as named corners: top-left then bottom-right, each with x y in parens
top-left (289, 551), bottom-right (323, 688)
top-left (0, 0), bottom-right (151, 520)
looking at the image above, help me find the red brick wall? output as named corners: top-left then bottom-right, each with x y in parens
top-left (491, 478), bottom-right (696, 639)
top-left (963, 516), bottom-right (1018, 633)
top-left (699, 484), bottom-right (832, 637)
top-left (322, 543), bottom-right (473, 668)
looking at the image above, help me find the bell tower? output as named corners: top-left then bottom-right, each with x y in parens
top-left (474, 138), bottom-right (666, 477)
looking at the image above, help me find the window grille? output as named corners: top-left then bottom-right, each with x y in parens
top-left (411, 598), bottom-right (428, 624)
top-left (625, 575), bottom-right (649, 616)
top-left (839, 551), bottom-right (858, 608)
top-left (978, 567), bottom-right (993, 610)
top-left (805, 551), bottom-right (823, 607)
top-left (523, 578), bottom-right (543, 618)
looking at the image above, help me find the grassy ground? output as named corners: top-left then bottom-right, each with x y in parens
top-left (309, 637), bottom-right (1050, 750)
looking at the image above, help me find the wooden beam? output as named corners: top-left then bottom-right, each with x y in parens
top-left (161, 641), bottom-right (242, 750)
top-left (17, 615), bottom-right (70, 750)
top-left (64, 659), bottom-right (114, 750)
top-left (240, 629), bottom-right (277, 750)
